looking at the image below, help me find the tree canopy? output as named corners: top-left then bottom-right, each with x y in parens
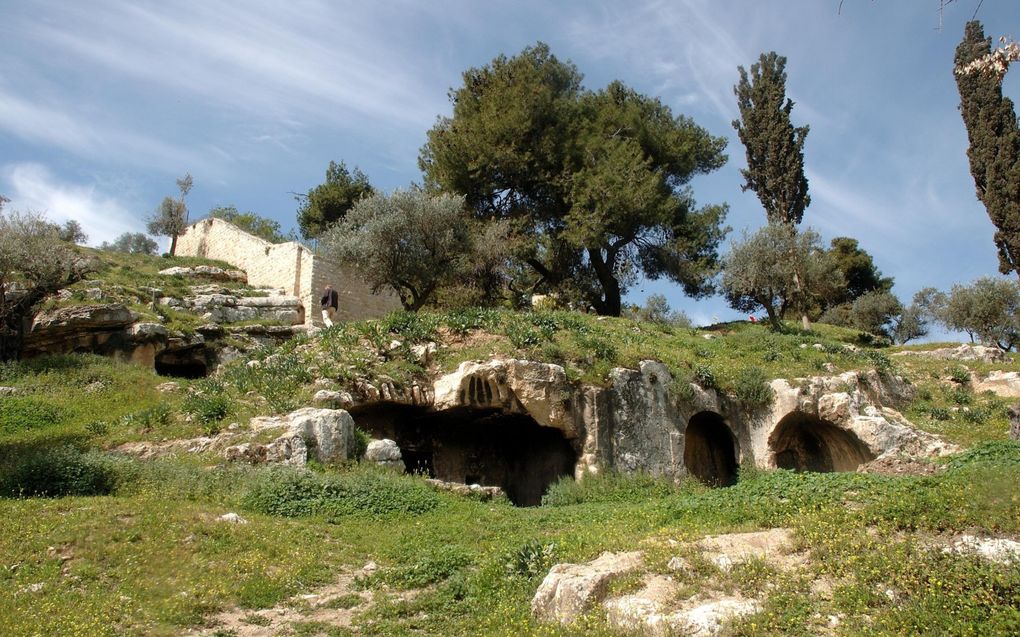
top-left (321, 189), bottom-right (473, 311)
top-left (296, 161), bottom-right (374, 240)
top-left (733, 52), bottom-right (810, 225)
top-left (955, 21), bottom-right (1020, 279)
top-left (824, 237), bottom-right (894, 307)
top-left (721, 223), bottom-right (841, 330)
top-left (146, 173), bottom-right (192, 256)
top-left (208, 206), bottom-right (292, 243)
top-left (100, 232), bottom-right (159, 255)
top-left (420, 43), bottom-right (728, 316)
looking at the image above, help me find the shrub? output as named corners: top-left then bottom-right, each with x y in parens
top-left (733, 366), bottom-right (774, 407)
top-left (242, 466), bottom-right (441, 519)
top-left (504, 539), bottom-right (557, 578)
top-left (380, 545), bottom-right (472, 589)
top-left (0, 397), bottom-right (64, 434)
top-left (0, 446), bottom-right (129, 497)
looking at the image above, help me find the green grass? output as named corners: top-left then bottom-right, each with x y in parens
top-left (2, 312), bottom-right (1020, 635)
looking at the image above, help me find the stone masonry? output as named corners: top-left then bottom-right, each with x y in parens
top-left (175, 217), bottom-right (400, 326)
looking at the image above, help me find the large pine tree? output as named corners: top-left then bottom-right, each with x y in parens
top-left (733, 52), bottom-right (810, 225)
top-left (955, 21), bottom-right (1020, 279)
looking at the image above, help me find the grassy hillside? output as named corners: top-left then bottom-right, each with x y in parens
top-left (1, 291), bottom-right (1019, 635)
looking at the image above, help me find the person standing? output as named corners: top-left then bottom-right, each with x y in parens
top-left (320, 284), bottom-right (339, 327)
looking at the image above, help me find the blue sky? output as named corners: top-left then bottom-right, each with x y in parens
top-left (1, 0), bottom-right (1018, 327)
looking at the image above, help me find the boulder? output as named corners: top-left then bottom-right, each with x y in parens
top-left (227, 408), bottom-right (357, 466)
top-left (365, 438), bottom-right (403, 471)
top-left (21, 304), bottom-right (137, 358)
top-left (312, 389), bottom-right (355, 409)
top-left (531, 551), bottom-right (644, 624)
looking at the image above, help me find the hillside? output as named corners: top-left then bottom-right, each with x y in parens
top-left (1, 251), bottom-right (1019, 636)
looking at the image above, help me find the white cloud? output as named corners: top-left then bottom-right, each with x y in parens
top-left (2, 163), bottom-right (146, 247)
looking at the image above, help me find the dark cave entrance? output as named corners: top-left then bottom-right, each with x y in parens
top-left (769, 412), bottom-right (875, 472)
top-left (683, 411), bottom-right (738, 487)
top-left (350, 404), bottom-right (578, 506)
top-left (154, 349), bottom-right (209, 379)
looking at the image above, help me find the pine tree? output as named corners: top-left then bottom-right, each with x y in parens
top-left (733, 52), bottom-right (810, 225)
top-left (954, 21), bottom-right (1020, 279)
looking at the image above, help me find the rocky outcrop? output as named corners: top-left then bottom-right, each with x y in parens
top-left (433, 359), bottom-right (576, 437)
top-left (21, 303), bottom-right (136, 358)
top-left (893, 344), bottom-right (1006, 364)
top-left (225, 408), bottom-right (358, 466)
top-left (158, 265), bottom-right (247, 283)
top-left (972, 371), bottom-right (1020, 398)
top-left (160, 287), bottom-right (303, 325)
top-left (531, 551), bottom-right (644, 624)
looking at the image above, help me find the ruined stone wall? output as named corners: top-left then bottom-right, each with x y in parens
top-left (175, 217), bottom-right (400, 326)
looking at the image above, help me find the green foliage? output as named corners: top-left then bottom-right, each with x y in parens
top-left (503, 539), bottom-right (557, 578)
top-left (146, 173), bottom-right (192, 256)
top-left (721, 223), bottom-right (842, 330)
top-left (99, 231), bottom-right (159, 255)
top-left (0, 446), bottom-right (127, 497)
top-left (733, 51), bottom-right (810, 224)
top-left (376, 545), bottom-right (472, 589)
top-left (955, 21), bottom-right (1020, 278)
top-left (181, 382), bottom-right (231, 431)
top-left (939, 276), bottom-right (1020, 351)
top-left (296, 160), bottom-right (374, 240)
top-left (420, 42), bottom-right (728, 316)
top-left (0, 397), bottom-right (63, 434)
top-left (321, 189), bottom-right (473, 311)
top-left (542, 471), bottom-right (685, 506)
top-left (733, 366), bottom-right (774, 406)
top-left (207, 206), bottom-right (292, 243)
top-left (242, 466), bottom-right (442, 520)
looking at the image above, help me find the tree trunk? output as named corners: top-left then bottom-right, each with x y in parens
top-left (587, 248), bottom-right (622, 316)
top-left (791, 270), bottom-right (811, 330)
top-left (169, 233), bottom-right (178, 257)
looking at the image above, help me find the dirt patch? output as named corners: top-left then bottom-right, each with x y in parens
top-left (695, 528), bottom-right (806, 572)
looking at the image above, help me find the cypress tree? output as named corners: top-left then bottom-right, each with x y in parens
top-left (733, 52), bottom-right (810, 225)
top-left (955, 21), bottom-right (1020, 278)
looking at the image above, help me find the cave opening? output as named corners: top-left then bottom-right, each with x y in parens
top-left (683, 411), bottom-right (738, 487)
top-left (350, 403), bottom-right (578, 506)
top-left (154, 350), bottom-right (209, 379)
top-left (769, 412), bottom-right (874, 472)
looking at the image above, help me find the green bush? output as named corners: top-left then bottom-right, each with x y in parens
top-left (0, 446), bottom-right (130, 497)
top-left (0, 397), bottom-right (63, 434)
top-left (542, 471), bottom-right (685, 506)
top-left (733, 366), bottom-right (774, 407)
top-left (379, 545), bottom-right (472, 588)
top-left (242, 466), bottom-right (441, 519)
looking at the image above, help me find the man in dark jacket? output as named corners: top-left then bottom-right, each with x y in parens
top-left (320, 284), bottom-right (339, 327)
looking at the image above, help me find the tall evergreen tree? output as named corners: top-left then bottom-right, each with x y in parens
top-left (954, 21), bottom-right (1020, 279)
top-left (733, 52), bottom-right (810, 225)
top-left (296, 161), bottom-right (374, 240)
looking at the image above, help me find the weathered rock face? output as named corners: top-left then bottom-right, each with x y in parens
top-left (161, 288), bottom-right (304, 325)
top-left (225, 408), bottom-right (357, 466)
top-left (21, 304), bottom-right (136, 358)
top-left (973, 371), bottom-right (1020, 398)
top-left (158, 265), bottom-right (247, 283)
top-left (365, 438), bottom-right (403, 471)
top-left (892, 343), bottom-right (1006, 364)
top-left (424, 359), bottom-right (953, 486)
top-left (531, 551), bottom-right (644, 624)
top-left (433, 359), bottom-right (576, 437)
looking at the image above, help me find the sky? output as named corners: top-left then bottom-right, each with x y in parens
top-left (1, 0), bottom-right (1018, 329)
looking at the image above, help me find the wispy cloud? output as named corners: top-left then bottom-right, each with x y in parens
top-left (2, 163), bottom-right (145, 247)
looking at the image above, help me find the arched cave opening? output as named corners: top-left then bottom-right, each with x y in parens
top-left (351, 403), bottom-right (578, 506)
top-left (683, 411), bottom-right (738, 487)
top-left (154, 349), bottom-right (209, 379)
top-left (769, 412), bottom-right (874, 472)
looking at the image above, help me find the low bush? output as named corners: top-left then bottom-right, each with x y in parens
top-left (733, 366), bottom-right (775, 407)
top-left (242, 466), bottom-right (442, 519)
top-left (0, 397), bottom-right (63, 434)
top-left (0, 446), bottom-right (132, 497)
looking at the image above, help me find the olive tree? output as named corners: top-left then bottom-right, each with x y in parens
top-left (0, 209), bottom-right (94, 359)
top-left (940, 277), bottom-right (1020, 351)
top-left (146, 173), bottom-right (193, 256)
top-left (100, 232), bottom-right (159, 255)
top-left (320, 189), bottom-right (473, 311)
top-left (721, 223), bottom-right (841, 331)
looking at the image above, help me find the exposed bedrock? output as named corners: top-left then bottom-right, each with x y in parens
top-left (356, 359), bottom-right (957, 491)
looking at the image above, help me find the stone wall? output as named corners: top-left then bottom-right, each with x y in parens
top-left (175, 218), bottom-right (400, 326)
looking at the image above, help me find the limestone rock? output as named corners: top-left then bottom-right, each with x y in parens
top-left (424, 478), bottom-right (504, 500)
top-left (945, 535), bottom-right (1020, 565)
top-left (217, 512), bottom-right (248, 524)
top-left (21, 304), bottom-right (137, 358)
top-left (158, 265), bottom-right (247, 283)
top-left (604, 361), bottom-right (682, 476)
top-left (128, 322), bottom-right (168, 340)
top-left (0, 386), bottom-right (19, 396)
top-left (228, 408), bottom-right (357, 466)
top-left (434, 359), bottom-right (575, 437)
top-left (973, 371), bottom-right (1020, 398)
top-left (365, 438), bottom-right (403, 471)
top-left (531, 551), bottom-right (644, 624)
top-left (313, 389), bottom-right (355, 409)
top-left (893, 344), bottom-right (1006, 364)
